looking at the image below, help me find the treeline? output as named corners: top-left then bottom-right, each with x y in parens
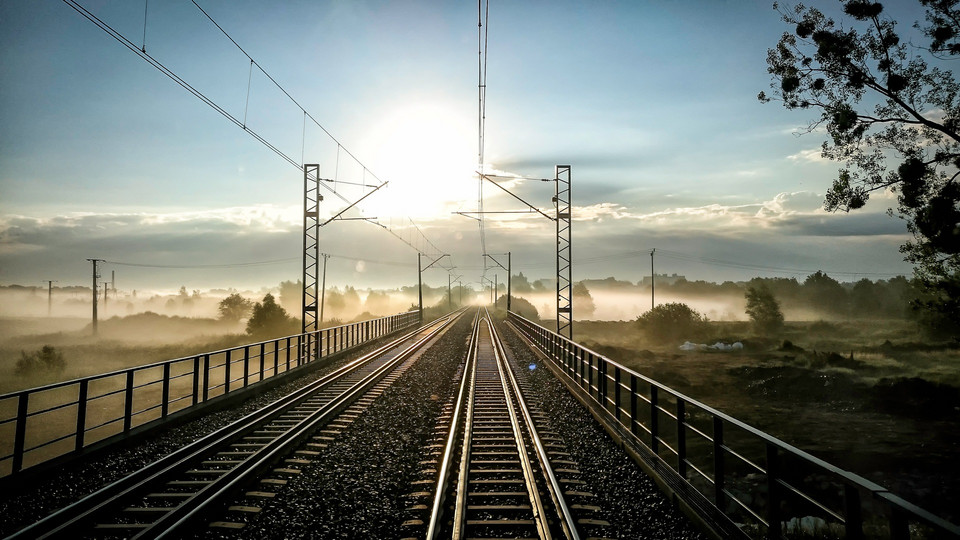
top-left (513, 271), bottom-right (915, 320)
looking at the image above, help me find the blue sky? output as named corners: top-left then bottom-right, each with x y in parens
top-left (0, 1), bottom-right (922, 293)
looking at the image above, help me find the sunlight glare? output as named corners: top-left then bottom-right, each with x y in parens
top-left (361, 103), bottom-right (476, 219)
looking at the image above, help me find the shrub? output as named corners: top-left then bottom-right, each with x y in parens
top-left (637, 302), bottom-right (708, 344)
top-left (218, 293), bottom-right (253, 322)
top-left (16, 345), bottom-right (66, 376)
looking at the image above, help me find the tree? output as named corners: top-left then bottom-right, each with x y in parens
top-left (278, 280), bottom-right (302, 315)
top-left (637, 302), bottom-right (709, 344)
top-left (803, 270), bottom-right (849, 314)
top-left (745, 285), bottom-right (785, 334)
top-left (218, 293), bottom-right (253, 322)
top-left (572, 282), bottom-right (596, 318)
top-left (246, 293), bottom-right (297, 338)
top-left (760, 0), bottom-right (960, 335)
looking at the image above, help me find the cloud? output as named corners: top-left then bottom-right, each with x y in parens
top-left (787, 148), bottom-right (826, 163)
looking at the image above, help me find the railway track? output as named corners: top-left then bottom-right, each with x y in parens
top-left (10, 313), bottom-right (462, 539)
top-left (405, 309), bottom-right (611, 540)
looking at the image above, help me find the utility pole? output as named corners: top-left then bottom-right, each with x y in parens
top-left (319, 253), bottom-right (330, 325)
top-left (650, 248), bottom-right (656, 310)
top-left (507, 251), bottom-right (511, 312)
top-left (448, 274), bottom-right (452, 310)
top-left (87, 259), bottom-right (103, 336)
top-left (45, 280), bottom-right (57, 317)
top-left (494, 274), bottom-right (498, 307)
top-left (418, 254), bottom-right (423, 322)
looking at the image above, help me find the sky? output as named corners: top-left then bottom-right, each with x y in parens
top-left (0, 0), bottom-right (925, 295)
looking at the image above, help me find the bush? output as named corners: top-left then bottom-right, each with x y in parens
top-left (16, 345), bottom-right (66, 376)
top-left (218, 293), bottom-right (253, 322)
top-left (637, 302), bottom-right (708, 344)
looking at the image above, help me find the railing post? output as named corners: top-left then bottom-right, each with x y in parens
top-left (161, 363), bottom-right (171, 419)
top-left (296, 334), bottom-right (302, 366)
top-left (259, 343), bottom-right (265, 381)
top-left (579, 348), bottom-right (587, 390)
top-left (192, 356), bottom-right (200, 406)
top-left (677, 398), bottom-right (687, 478)
top-left (714, 417), bottom-right (725, 510)
top-left (889, 508), bottom-right (909, 540)
top-left (76, 379), bottom-right (89, 451)
top-left (274, 340), bottom-right (280, 375)
top-left (843, 484), bottom-right (864, 540)
top-left (650, 386), bottom-right (659, 454)
top-left (242, 346), bottom-right (250, 388)
top-left (630, 375), bottom-right (639, 435)
top-left (224, 350), bottom-right (232, 394)
top-left (12, 393), bottom-right (28, 473)
top-left (285, 337), bottom-right (291, 371)
top-left (614, 366), bottom-right (622, 421)
top-left (123, 370), bottom-right (134, 432)
top-left (202, 354), bottom-right (210, 402)
top-left (766, 443), bottom-right (782, 539)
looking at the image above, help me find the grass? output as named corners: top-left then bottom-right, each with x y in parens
top-left (574, 317), bottom-right (960, 525)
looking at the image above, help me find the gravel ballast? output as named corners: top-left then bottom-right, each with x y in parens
top-left (0, 334), bottom-right (402, 537)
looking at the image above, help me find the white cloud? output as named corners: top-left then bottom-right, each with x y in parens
top-left (787, 148), bottom-right (826, 163)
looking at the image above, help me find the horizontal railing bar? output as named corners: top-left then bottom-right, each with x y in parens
top-left (0, 312), bottom-right (412, 400)
top-left (656, 404), bottom-right (677, 421)
top-left (722, 487), bottom-right (768, 527)
top-left (24, 400), bottom-right (80, 418)
top-left (875, 492), bottom-right (960, 534)
top-left (24, 431), bottom-right (76, 453)
top-left (720, 444), bottom-right (765, 475)
top-left (684, 421), bottom-right (713, 443)
top-left (657, 438), bottom-right (678, 457)
top-left (88, 387), bottom-right (130, 401)
top-left (168, 394), bottom-right (192, 406)
top-left (84, 416), bottom-right (124, 432)
top-left (685, 459), bottom-right (714, 485)
top-left (776, 478), bottom-right (845, 523)
top-left (132, 403), bottom-right (163, 417)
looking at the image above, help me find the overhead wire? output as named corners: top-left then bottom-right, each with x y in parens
top-left (63, 0), bottom-right (453, 274)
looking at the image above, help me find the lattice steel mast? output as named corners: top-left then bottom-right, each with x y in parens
top-left (555, 166), bottom-right (572, 339)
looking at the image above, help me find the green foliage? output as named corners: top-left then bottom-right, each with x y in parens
top-left (246, 294), bottom-right (298, 338)
top-left (16, 345), bottom-right (66, 376)
top-left (762, 0), bottom-right (960, 337)
top-left (218, 293), bottom-right (253, 322)
top-left (746, 285), bottom-right (785, 335)
top-left (636, 302), bottom-right (709, 344)
top-left (498, 295), bottom-right (540, 321)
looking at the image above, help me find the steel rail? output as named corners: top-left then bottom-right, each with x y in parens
top-left (442, 310), bottom-right (563, 539)
top-left (489, 317), bottom-right (580, 540)
top-left (151, 313), bottom-right (461, 539)
top-left (426, 308), bottom-right (480, 540)
top-left (11, 315), bottom-right (454, 539)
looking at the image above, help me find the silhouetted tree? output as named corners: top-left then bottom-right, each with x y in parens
top-left (803, 271), bottom-right (848, 314)
top-left (246, 293), bottom-right (297, 338)
top-left (760, 0), bottom-right (960, 336)
top-left (511, 272), bottom-right (533, 293)
top-left (745, 285), bottom-right (785, 334)
top-left (278, 280), bottom-right (302, 315)
top-left (573, 282), bottom-right (596, 318)
top-left (218, 293), bottom-right (253, 322)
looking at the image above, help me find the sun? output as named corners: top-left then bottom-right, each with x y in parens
top-left (359, 102), bottom-right (476, 220)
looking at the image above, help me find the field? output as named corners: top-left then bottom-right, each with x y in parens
top-left (574, 318), bottom-right (960, 525)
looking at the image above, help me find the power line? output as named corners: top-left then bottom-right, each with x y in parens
top-left (63, 0), bottom-right (451, 266)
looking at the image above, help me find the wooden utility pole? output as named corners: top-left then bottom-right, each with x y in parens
top-left (507, 251), bottom-right (511, 312)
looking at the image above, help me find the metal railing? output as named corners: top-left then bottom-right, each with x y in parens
top-left (507, 312), bottom-right (960, 540)
top-left (0, 311), bottom-right (419, 479)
